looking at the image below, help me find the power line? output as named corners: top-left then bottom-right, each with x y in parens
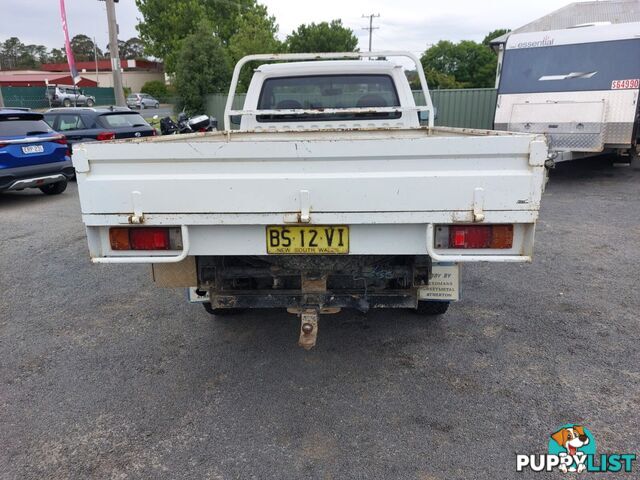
top-left (361, 13), bottom-right (380, 52)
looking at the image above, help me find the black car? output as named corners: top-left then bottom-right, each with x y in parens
top-left (43, 107), bottom-right (156, 152)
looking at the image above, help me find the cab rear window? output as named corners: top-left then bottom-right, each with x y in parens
top-left (257, 74), bottom-right (401, 122)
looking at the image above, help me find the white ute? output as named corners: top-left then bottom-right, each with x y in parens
top-left (74, 52), bottom-right (550, 349)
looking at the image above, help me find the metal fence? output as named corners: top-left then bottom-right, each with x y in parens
top-left (1, 86), bottom-right (116, 110)
top-left (206, 88), bottom-right (497, 130)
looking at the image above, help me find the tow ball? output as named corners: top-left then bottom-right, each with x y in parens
top-left (298, 309), bottom-right (319, 350)
top-left (287, 307), bottom-right (341, 350)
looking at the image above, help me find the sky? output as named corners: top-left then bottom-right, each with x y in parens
top-left (1, 0), bottom-right (576, 56)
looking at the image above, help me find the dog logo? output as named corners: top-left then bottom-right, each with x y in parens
top-left (549, 425), bottom-right (594, 473)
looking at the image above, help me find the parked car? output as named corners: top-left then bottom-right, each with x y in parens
top-left (46, 85), bottom-right (96, 107)
top-left (43, 107), bottom-right (156, 153)
top-left (0, 108), bottom-right (73, 195)
top-left (126, 93), bottom-right (160, 109)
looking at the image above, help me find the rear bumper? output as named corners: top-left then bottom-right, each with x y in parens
top-left (0, 159), bottom-right (74, 192)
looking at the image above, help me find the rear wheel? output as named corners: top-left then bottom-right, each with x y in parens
top-left (39, 180), bottom-right (67, 195)
top-left (203, 302), bottom-right (246, 316)
top-left (155, 102), bottom-right (160, 109)
top-left (62, 98), bottom-right (71, 107)
top-left (414, 301), bottom-right (450, 316)
top-left (86, 98), bottom-right (94, 107)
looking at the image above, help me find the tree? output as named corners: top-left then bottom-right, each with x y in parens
top-left (122, 37), bottom-right (146, 58)
top-left (70, 34), bottom-right (102, 61)
top-left (228, 5), bottom-right (282, 91)
top-left (135, 0), bottom-right (265, 73)
top-left (483, 29), bottom-right (511, 46)
top-left (141, 80), bottom-right (168, 99)
top-left (0, 37), bottom-right (50, 69)
top-left (49, 48), bottom-right (67, 63)
top-left (173, 21), bottom-right (232, 114)
top-left (286, 20), bottom-right (358, 53)
top-left (420, 39), bottom-right (496, 89)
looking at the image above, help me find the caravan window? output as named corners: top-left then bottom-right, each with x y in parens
top-left (499, 38), bottom-right (640, 94)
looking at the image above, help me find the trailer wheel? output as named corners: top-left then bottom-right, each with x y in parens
top-left (414, 301), bottom-right (450, 315)
top-left (203, 302), bottom-right (246, 316)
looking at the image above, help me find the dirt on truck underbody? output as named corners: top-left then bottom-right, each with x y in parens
top-left (195, 255), bottom-right (434, 348)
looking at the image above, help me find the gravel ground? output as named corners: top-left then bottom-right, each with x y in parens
top-left (1, 158), bottom-right (639, 479)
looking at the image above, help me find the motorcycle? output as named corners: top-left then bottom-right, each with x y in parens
top-left (159, 112), bottom-right (218, 135)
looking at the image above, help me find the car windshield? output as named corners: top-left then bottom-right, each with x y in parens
top-left (100, 113), bottom-right (149, 128)
top-left (0, 116), bottom-right (53, 137)
top-left (257, 74), bottom-right (401, 122)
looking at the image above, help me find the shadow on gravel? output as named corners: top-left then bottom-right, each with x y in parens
top-left (549, 153), bottom-right (638, 184)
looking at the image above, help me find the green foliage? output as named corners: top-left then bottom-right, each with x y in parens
top-left (228, 6), bottom-right (283, 91)
top-left (135, 0), bottom-right (266, 73)
top-left (141, 80), bottom-right (168, 99)
top-left (420, 39), bottom-right (497, 89)
top-left (70, 34), bottom-right (102, 61)
top-left (1, 37), bottom-right (50, 69)
top-left (483, 29), bottom-right (511, 46)
top-left (173, 21), bottom-right (232, 114)
top-left (286, 20), bottom-right (358, 53)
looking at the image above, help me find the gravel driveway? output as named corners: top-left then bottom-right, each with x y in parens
top-left (1, 158), bottom-right (639, 479)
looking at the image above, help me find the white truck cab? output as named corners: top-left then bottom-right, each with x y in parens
top-left (238, 60), bottom-right (421, 131)
top-left (73, 52), bottom-right (549, 349)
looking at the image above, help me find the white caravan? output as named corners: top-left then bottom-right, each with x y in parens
top-left (494, 22), bottom-right (640, 162)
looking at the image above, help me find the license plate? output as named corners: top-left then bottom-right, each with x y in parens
top-left (22, 145), bottom-right (44, 154)
top-left (266, 225), bottom-right (349, 254)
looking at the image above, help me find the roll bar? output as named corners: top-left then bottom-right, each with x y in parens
top-left (223, 51), bottom-right (435, 131)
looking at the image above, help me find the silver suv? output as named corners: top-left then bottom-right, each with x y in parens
top-left (46, 85), bottom-right (96, 107)
top-left (126, 93), bottom-right (160, 109)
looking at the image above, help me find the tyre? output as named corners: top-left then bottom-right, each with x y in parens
top-left (141, 103), bottom-right (146, 109)
top-left (39, 180), bottom-right (67, 195)
top-left (86, 98), bottom-right (94, 107)
top-left (63, 98), bottom-right (71, 107)
top-left (414, 301), bottom-right (450, 315)
top-left (203, 302), bottom-right (246, 316)
top-left (155, 102), bottom-right (160, 109)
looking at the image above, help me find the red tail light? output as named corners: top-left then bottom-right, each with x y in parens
top-left (109, 227), bottom-right (182, 251)
top-left (436, 225), bottom-right (514, 249)
top-left (53, 136), bottom-right (67, 145)
top-left (97, 131), bottom-right (116, 141)
top-left (0, 143), bottom-right (6, 148)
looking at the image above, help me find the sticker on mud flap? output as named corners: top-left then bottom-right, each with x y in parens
top-left (418, 264), bottom-right (460, 301)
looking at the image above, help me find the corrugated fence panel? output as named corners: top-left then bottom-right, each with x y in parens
top-left (206, 93), bottom-right (246, 129)
top-left (208, 88), bottom-right (498, 130)
top-left (414, 88), bottom-right (497, 129)
top-left (1, 86), bottom-right (116, 109)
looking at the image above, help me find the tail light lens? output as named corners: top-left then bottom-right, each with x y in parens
top-left (97, 131), bottom-right (116, 141)
top-left (109, 227), bottom-right (183, 251)
top-left (53, 136), bottom-right (67, 145)
top-left (435, 225), bottom-right (513, 249)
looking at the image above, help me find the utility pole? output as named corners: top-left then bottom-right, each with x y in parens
top-left (361, 13), bottom-right (380, 52)
top-left (93, 37), bottom-right (100, 86)
top-left (105, 0), bottom-right (126, 106)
